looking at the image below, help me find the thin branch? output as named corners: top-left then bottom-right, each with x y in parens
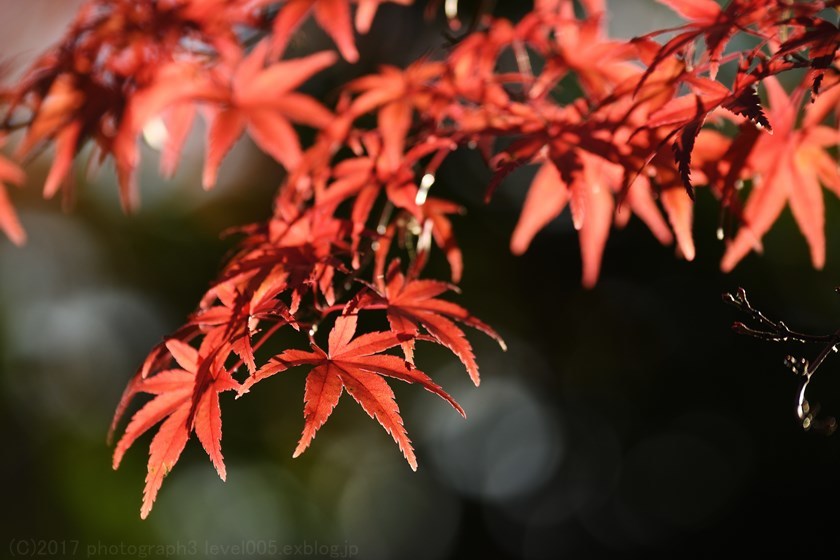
top-left (723, 287), bottom-right (833, 344)
top-left (724, 287), bottom-right (840, 434)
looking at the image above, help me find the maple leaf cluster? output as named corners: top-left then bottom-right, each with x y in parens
top-left (1, 0), bottom-right (838, 517)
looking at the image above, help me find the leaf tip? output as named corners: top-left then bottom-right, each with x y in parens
top-left (510, 238), bottom-right (528, 255)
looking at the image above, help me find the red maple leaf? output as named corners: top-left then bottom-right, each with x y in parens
top-left (7, 0), bottom-right (266, 210)
top-left (0, 143), bottom-right (26, 245)
top-left (190, 276), bottom-right (297, 375)
top-left (417, 197), bottom-right (464, 283)
top-left (347, 62), bottom-right (445, 173)
top-left (511, 151), bottom-right (678, 287)
top-left (199, 41), bottom-right (337, 188)
top-left (12, 74), bottom-right (86, 202)
top-left (643, 67), bottom-right (778, 198)
top-left (240, 314), bottom-right (464, 469)
top-left (267, 0), bottom-right (414, 62)
top-left (219, 208), bottom-right (351, 310)
top-left (722, 76), bottom-right (840, 271)
top-left (648, 0), bottom-right (768, 79)
top-left (317, 131), bottom-right (462, 279)
top-left (772, 17), bottom-right (840, 96)
top-left (358, 262), bottom-right (505, 385)
top-left (528, 5), bottom-right (639, 101)
top-left (111, 338), bottom-right (238, 519)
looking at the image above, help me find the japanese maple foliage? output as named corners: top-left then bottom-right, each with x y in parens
top-left (1, 0), bottom-right (839, 517)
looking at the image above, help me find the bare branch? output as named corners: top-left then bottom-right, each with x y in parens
top-left (724, 287), bottom-right (840, 435)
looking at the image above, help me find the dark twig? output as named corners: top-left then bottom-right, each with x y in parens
top-left (724, 287), bottom-right (840, 435)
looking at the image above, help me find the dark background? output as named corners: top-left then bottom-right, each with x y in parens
top-left (3, 1), bottom-right (840, 558)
